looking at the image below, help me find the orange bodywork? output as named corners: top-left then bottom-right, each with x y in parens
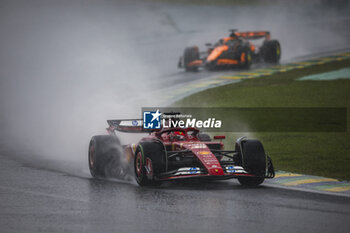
top-left (207, 45), bottom-right (229, 61)
top-left (250, 43), bottom-right (255, 52)
top-left (235, 31), bottom-right (270, 40)
top-left (187, 59), bottom-right (203, 67)
top-left (222, 37), bottom-right (234, 43)
top-left (240, 52), bottom-right (246, 63)
top-left (217, 59), bottom-right (238, 65)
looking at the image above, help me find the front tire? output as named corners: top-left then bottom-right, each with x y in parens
top-left (237, 139), bottom-right (267, 186)
top-left (134, 141), bottom-right (166, 186)
top-left (238, 176), bottom-right (265, 186)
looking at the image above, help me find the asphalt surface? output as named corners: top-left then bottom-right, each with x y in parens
top-left (1, 0), bottom-right (350, 232)
top-left (1, 152), bottom-right (350, 233)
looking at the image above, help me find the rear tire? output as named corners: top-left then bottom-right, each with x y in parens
top-left (237, 139), bottom-right (266, 186)
top-left (134, 141), bottom-right (166, 186)
top-left (261, 40), bottom-right (281, 63)
top-left (184, 46), bottom-right (200, 72)
top-left (88, 135), bottom-right (123, 178)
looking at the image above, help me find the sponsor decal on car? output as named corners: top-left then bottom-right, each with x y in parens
top-left (189, 167), bottom-right (200, 174)
top-left (225, 166), bottom-right (247, 173)
top-left (189, 143), bottom-right (207, 149)
top-left (199, 151), bottom-right (211, 155)
top-left (175, 167), bottom-right (201, 175)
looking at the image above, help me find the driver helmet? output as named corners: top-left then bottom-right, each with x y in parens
top-left (170, 131), bottom-right (185, 141)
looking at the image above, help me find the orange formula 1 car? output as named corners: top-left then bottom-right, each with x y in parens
top-left (178, 29), bottom-right (281, 71)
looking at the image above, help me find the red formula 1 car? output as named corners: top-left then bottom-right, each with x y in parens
top-left (88, 118), bottom-right (275, 186)
top-left (178, 29), bottom-right (281, 71)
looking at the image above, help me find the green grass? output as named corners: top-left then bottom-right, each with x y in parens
top-left (174, 59), bottom-right (350, 180)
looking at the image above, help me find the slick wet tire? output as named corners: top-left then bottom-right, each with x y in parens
top-left (88, 135), bottom-right (122, 178)
top-left (134, 141), bottom-right (166, 186)
top-left (238, 139), bottom-right (266, 186)
top-left (261, 40), bottom-right (281, 63)
top-left (184, 46), bottom-right (200, 72)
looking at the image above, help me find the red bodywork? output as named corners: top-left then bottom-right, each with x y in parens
top-left (106, 121), bottom-right (255, 181)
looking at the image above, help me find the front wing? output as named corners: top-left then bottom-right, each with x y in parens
top-left (157, 163), bottom-right (274, 181)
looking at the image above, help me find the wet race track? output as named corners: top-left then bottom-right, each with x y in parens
top-left (1, 153), bottom-right (350, 233)
top-left (1, 0), bottom-right (350, 232)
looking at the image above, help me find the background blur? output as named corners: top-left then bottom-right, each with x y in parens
top-left (0, 0), bottom-right (349, 176)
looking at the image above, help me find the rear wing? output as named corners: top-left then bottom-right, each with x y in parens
top-left (107, 112), bottom-right (182, 133)
top-left (233, 31), bottom-right (271, 40)
top-left (107, 119), bottom-right (146, 133)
